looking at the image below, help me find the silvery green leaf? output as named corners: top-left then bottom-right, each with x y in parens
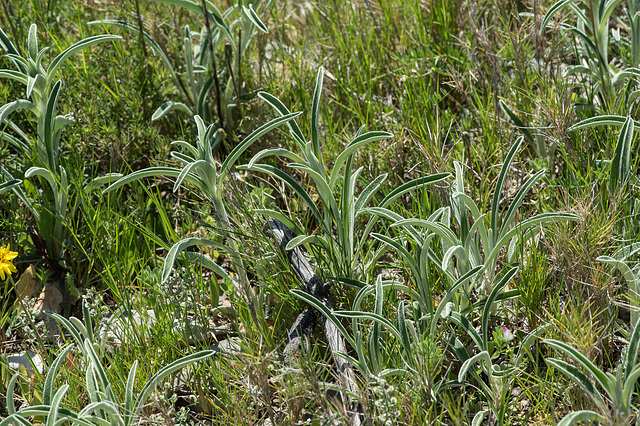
top-left (472, 409), bottom-right (489, 426)
top-left (129, 350), bottom-right (214, 426)
top-left (162, 237), bottom-right (227, 283)
top-left (152, 101), bottom-right (194, 121)
top-left (556, 410), bottom-right (607, 425)
top-left (242, 4), bottom-right (268, 33)
top-left (48, 35), bottom-right (122, 84)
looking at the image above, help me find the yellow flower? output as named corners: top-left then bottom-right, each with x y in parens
top-left (0, 244), bottom-right (18, 281)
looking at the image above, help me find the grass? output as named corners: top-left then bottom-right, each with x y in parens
top-left (1, 0), bottom-right (640, 424)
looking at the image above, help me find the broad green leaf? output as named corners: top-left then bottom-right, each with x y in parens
top-left (310, 67), bottom-right (324, 161)
top-left (44, 80), bottom-right (63, 169)
top-left (103, 167), bottom-right (184, 193)
top-left (152, 101), bottom-right (194, 120)
top-left (244, 164), bottom-right (323, 224)
top-left (42, 346), bottom-right (73, 406)
top-left (557, 410), bottom-right (607, 426)
top-left (0, 70), bottom-right (28, 85)
top-left (221, 111), bottom-right (302, 177)
top-left (285, 234), bottom-right (324, 251)
top-left (568, 115), bottom-right (640, 132)
top-left (242, 4), bottom-right (268, 32)
top-left (335, 311), bottom-right (402, 341)
top-left (48, 35), bottom-right (122, 84)
top-left (46, 385), bottom-right (70, 426)
top-left (257, 91), bottom-right (306, 148)
top-left (25, 167), bottom-right (58, 193)
top-left (129, 350), bottom-right (214, 426)
top-left (27, 24), bottom-right (38, 60)
top-left (482, 267), bottom-right (518, 351)
top-left (355, 174), bottom-right (387, 216)
top-left (458, 351), bottom-right (492, 382)
top-left (430, 265), bottom-right (484, 336)
top-left (247, 148), bottom-right (305, 167)
top-left (0, 179), bottom-right (21, 194)
top-left (0, 99), bottom-right (37, 125)
top-left (124, 361), bottom-right (138, 424)
top-left (329, 131), bottom-right (393, 189)
top-left (0, 26), bottom-right (20, 56)
top-left (544, 340), bottom-right (613, 399)
top-left (546, 358), bottom-right (607, 409)
top-left (491, 137), bottom-right (523, 240)
top-left (540, 0), bottom-right (577, 32)
top-left (379, 173), bottom-right (450, 208)
top-left (0, 414), bottom-right (33, 426)
top-left (162, 237), bottom-right (227, 283)
top-left (610, 116), bottom-right (634, 191)
top-left (291, 289), bottom-right (356, 348)
top-left (626, 318), bottom-right (640, 382)
top-left (500, 169), bottom-right (546, 239)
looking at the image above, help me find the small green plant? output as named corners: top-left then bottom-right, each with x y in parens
top-left (446, 267), bottom-right (548, 426)
top-left (543, 316), bottom-right (640, 424)
top-left (103, 112), bottom-right (298, 336)
top-left (2, 336), bottom-right (213, 426)
top-left (541, 0), bottom-right (640, 113)
top-left (91, 0), bottom-right (269, 131)
top-left (0, 24), bottom-right (120, 261)
top-left (371, 137), bottom-right (580, 312)
top-left (243, 66), bottom-right (448, 279)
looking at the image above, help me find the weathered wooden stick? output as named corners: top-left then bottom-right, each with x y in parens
top-left (263, 219), bottom-right (362, 425)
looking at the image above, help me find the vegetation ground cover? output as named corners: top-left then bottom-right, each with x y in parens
top-left (1, 0), bottom-right (640, 424)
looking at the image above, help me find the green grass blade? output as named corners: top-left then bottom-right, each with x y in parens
top-left (499, 100), bottom-right (534, 144)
